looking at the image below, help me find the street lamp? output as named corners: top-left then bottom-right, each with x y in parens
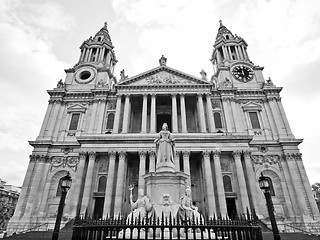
top-left (258, 173), bottom-right (281, 240)
top-left (52, 172), bottom-right (72, 240)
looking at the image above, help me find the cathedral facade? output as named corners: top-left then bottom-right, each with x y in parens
top-left (8, 21), bottom-right (320, 233)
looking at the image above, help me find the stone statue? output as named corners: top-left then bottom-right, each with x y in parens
top-left (177, 186), bottom-right (202, 222)
top-left (120, 69), bottom-right (128, 81)
top-left (159, 55), bottom-right (167, 66)
top-left (154, 123), bottom-right (175, 164)
top-left (57, 79), bottom-right (64, 88)
top-left (127, 187), bottom-right (154, 222)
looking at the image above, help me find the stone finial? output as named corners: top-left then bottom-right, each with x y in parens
top-left (159, 55), bottom-right (167, 66)
top-left (120, 69), bottom-right (128, 81)
top-left (219, 20), bottom-right (223, 27)
top-left (200, 69), bottom-right (207, 80)
top-left (104, 22), bottom-right (108, 28)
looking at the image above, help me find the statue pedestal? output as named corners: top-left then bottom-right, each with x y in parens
top-left (144, 171), bottom-right (189, 204)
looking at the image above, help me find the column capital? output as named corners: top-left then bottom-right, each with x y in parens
top-left (202, 150), bottom-right (211, 158)
top-left (125, 94), bottom-right (130, 98)
top-left (179, 93), bottom-right (185, 96)
top-left (108, 151), bottom-right (117, 159)
top-left (212, 150), bottom-right (221, 157)
top-left (142, 93), bottom-right (148, 97)
top-left (243, 150), bottom-right (252, 158)
top-left (139, 151), bottom-right (147, 158)
top-left (171, 93), bottom-right (177, 97)
top-left (148, 150), bottom-right (156, 158)
top-left (79, 151), bottom-right (87, 160)
top-left (182, 151), bottom-right (190, 158)
top-left (197, 93), bottom-right (203, 97)
top-left (232, 150), bottom-right (242, 158)
top-left (151, 93), bottom-right (156, 97)
top-left (89, 151), bottom-right (96, 160)
top-left (119, 151), bottom-right (127, 160)
top-left (175, 151), bottom-right (181, 158)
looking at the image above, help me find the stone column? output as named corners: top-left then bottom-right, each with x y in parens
top-left (222, 98), bottom-right (233, 133)
top-left (241, 46), bottom-right (248, 60)
top-left (230, 98), bottom-right (242, 132)
top-left (234, 46), bottom-right (240, 60)
top-left (12, 156), bottom-right (37, 218)
top-left (227, 47), bottom-right (233, 60)
top-left (88, 100), bottom-right (98, 133)
top-left (183, 151), bottom-right (191, 186)
top-left (122, 95), bottom-right (131, 133)
top-left (22, 156), bottom-right (46, 217)
top-left (100, 47), bottom-right (105, 61)
top-left (68, 152), bottom-right (87, 216)
top-left (262, 99), bottom-right (278, 138)
top-left (172, 94), bottom-right (178, 133)
top-left (141, 94), bottom-right (148, 133)
top-left (138, 151), bottom-right (147, 191)
top-left (237, 46), bottom-right (244, 59)
top-left (114, 151), bottom-right (127, 216)
top-left (150, 94), bottom-right (157, 133)
top-left (45, 100), bottom-right (61, 137)
top-left (88, 48), bottom-right (93, 61)
top-left (285, 154), bottom-right (311, 217)
top-left (243, 151), bottom-right (262, 212)
top-left (206, 94), bottom-right (215, 132)
top-left (113, 95), bottom-right (122, 134)
top-left (277, 100), bottom-right (293, 137)
top-left (267, 97), bottom-right (287, 137)
top-left (103, 151), bottom-right (117, 217)
top-left (233, 151), bottom-right (250, 213)
top-left (212, 150), bottom-right (227, 216)
top-left (295, 154), bottom-right (320, 218)
top-left (222, 46), bottom-right (229, 60)
top-left (96, 100), bottom-right (107, 133)
top-left (202, 151), bottom-right (216, 217)
top-left (197, 94), bottom-right (207, 132)
top-left (149, 151), bottom-right (156, 172)
top-left (180, 94), bottom-right (188, 133)
top-left (80, 151), bottom-right (96, 215)
top-left (39, 101), bottom-right (54, 137)
top-left (175, 151), bottom-right (180, 172)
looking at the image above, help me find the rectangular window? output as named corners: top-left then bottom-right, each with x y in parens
top-left (69, 113), bottom-right (80, 130)
top-left (249, 112), bottom-right (261, 129)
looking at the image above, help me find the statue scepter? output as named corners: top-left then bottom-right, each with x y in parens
top-left (129, 184), bottom-right (134, 205)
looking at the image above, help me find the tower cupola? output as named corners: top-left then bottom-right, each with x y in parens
top-left (77, 22), bottom-right (117, 74)
top-left (211, 20), bottom-right (250, 72)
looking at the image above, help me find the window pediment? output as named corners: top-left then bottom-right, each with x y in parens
top-left (242, 101), bottom-right (262, 111)
top-left (67, 103), bottom-right (87, 113)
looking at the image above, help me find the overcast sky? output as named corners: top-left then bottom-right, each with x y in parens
top-left (1, 0), bottom-right (320, 187)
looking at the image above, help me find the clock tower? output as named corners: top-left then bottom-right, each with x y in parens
top-left (211, 20), bottom-right (265, 88)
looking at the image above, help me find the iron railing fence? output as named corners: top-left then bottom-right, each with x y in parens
top-left (72, 213), bottom-right (263, 240)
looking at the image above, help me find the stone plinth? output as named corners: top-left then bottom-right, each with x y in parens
top-left (144, 171), bottom-right (189, 204)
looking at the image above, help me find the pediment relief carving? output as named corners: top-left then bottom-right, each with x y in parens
top-left (119, 68), bottom-right (210, 87)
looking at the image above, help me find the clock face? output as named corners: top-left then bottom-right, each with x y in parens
top-left (232, 65), bottom-right (254, 82)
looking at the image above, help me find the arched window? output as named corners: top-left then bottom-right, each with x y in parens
top-left (56, 178), bottom-right (64, 197)
top-left (214, 112), bottom-right (223, 129)
top-left (97, 176), bottom-right (107, 192)
top-left (106, 113), bottom-right (115, 130)
top-left (225, 35), bottom-right (230, 40)
top-left (265, 176), bottom-right (275, 196)
top-left (223, 175), bottom-right (233, 192)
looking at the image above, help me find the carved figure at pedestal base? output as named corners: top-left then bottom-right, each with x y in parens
top-left (127, 188), bottom-right (154, 223)
top-left (177, 186), bottom-right (203, 223)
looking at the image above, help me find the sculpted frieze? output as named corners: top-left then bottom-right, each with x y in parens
top-left (145, 72), bottom-right (194, 85)
top-left (251, 155), bottom-right (280, 165)
top-left (51, 156), bottom-right (79, 172)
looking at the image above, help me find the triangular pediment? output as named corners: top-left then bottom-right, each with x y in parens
top-left (242, 101), bottom-right (262, 111)
top-left (67, 103), bottom-right (87, 113)
top-left (117, 66), bottom-right (210, 86)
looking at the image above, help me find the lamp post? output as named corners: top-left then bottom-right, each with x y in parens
top-left (52, 172), bottom-right (72, 240)
top-left (258, 173), bottom-right (281, 240)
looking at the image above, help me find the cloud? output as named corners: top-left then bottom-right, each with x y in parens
top-left (0, 0), bottom-right (75, 185)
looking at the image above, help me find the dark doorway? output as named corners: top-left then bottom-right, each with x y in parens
top-left (226, 198), bottom-right (237, 219)
top-left (157, 114), bottom-right (171, 132)
top-left (93, 197), bottom-right (104, 219)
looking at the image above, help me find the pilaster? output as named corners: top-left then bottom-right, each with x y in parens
top-left (138, 151), bottom-right (147, 191)
top-left (114, 151), bottom-right (127, 216)
top-left (103, 151), bottom-right (117, 217)
top-left (182, 151), bottom-right (191, 186)
top-left (202, 151), bottom-right (216, 217)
